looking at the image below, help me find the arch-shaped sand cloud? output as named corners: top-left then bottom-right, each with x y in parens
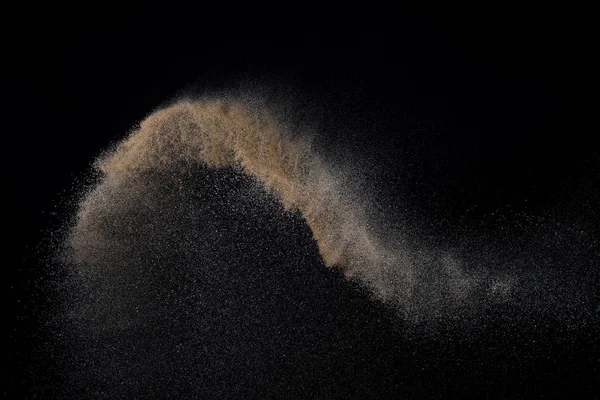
top-left (69, 98), bottom-right (414, 305)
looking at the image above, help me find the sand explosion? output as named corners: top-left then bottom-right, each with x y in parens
top-left (69, 98), bottom-right (414, 305)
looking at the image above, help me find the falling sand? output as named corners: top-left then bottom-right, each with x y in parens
top-left (66, 95), bottom-right (598, 324)
top-left (69, 98), bottom-right (414, 302)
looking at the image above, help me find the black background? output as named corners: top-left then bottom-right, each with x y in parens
top-left (8, 4), bottom-right (598, 398)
